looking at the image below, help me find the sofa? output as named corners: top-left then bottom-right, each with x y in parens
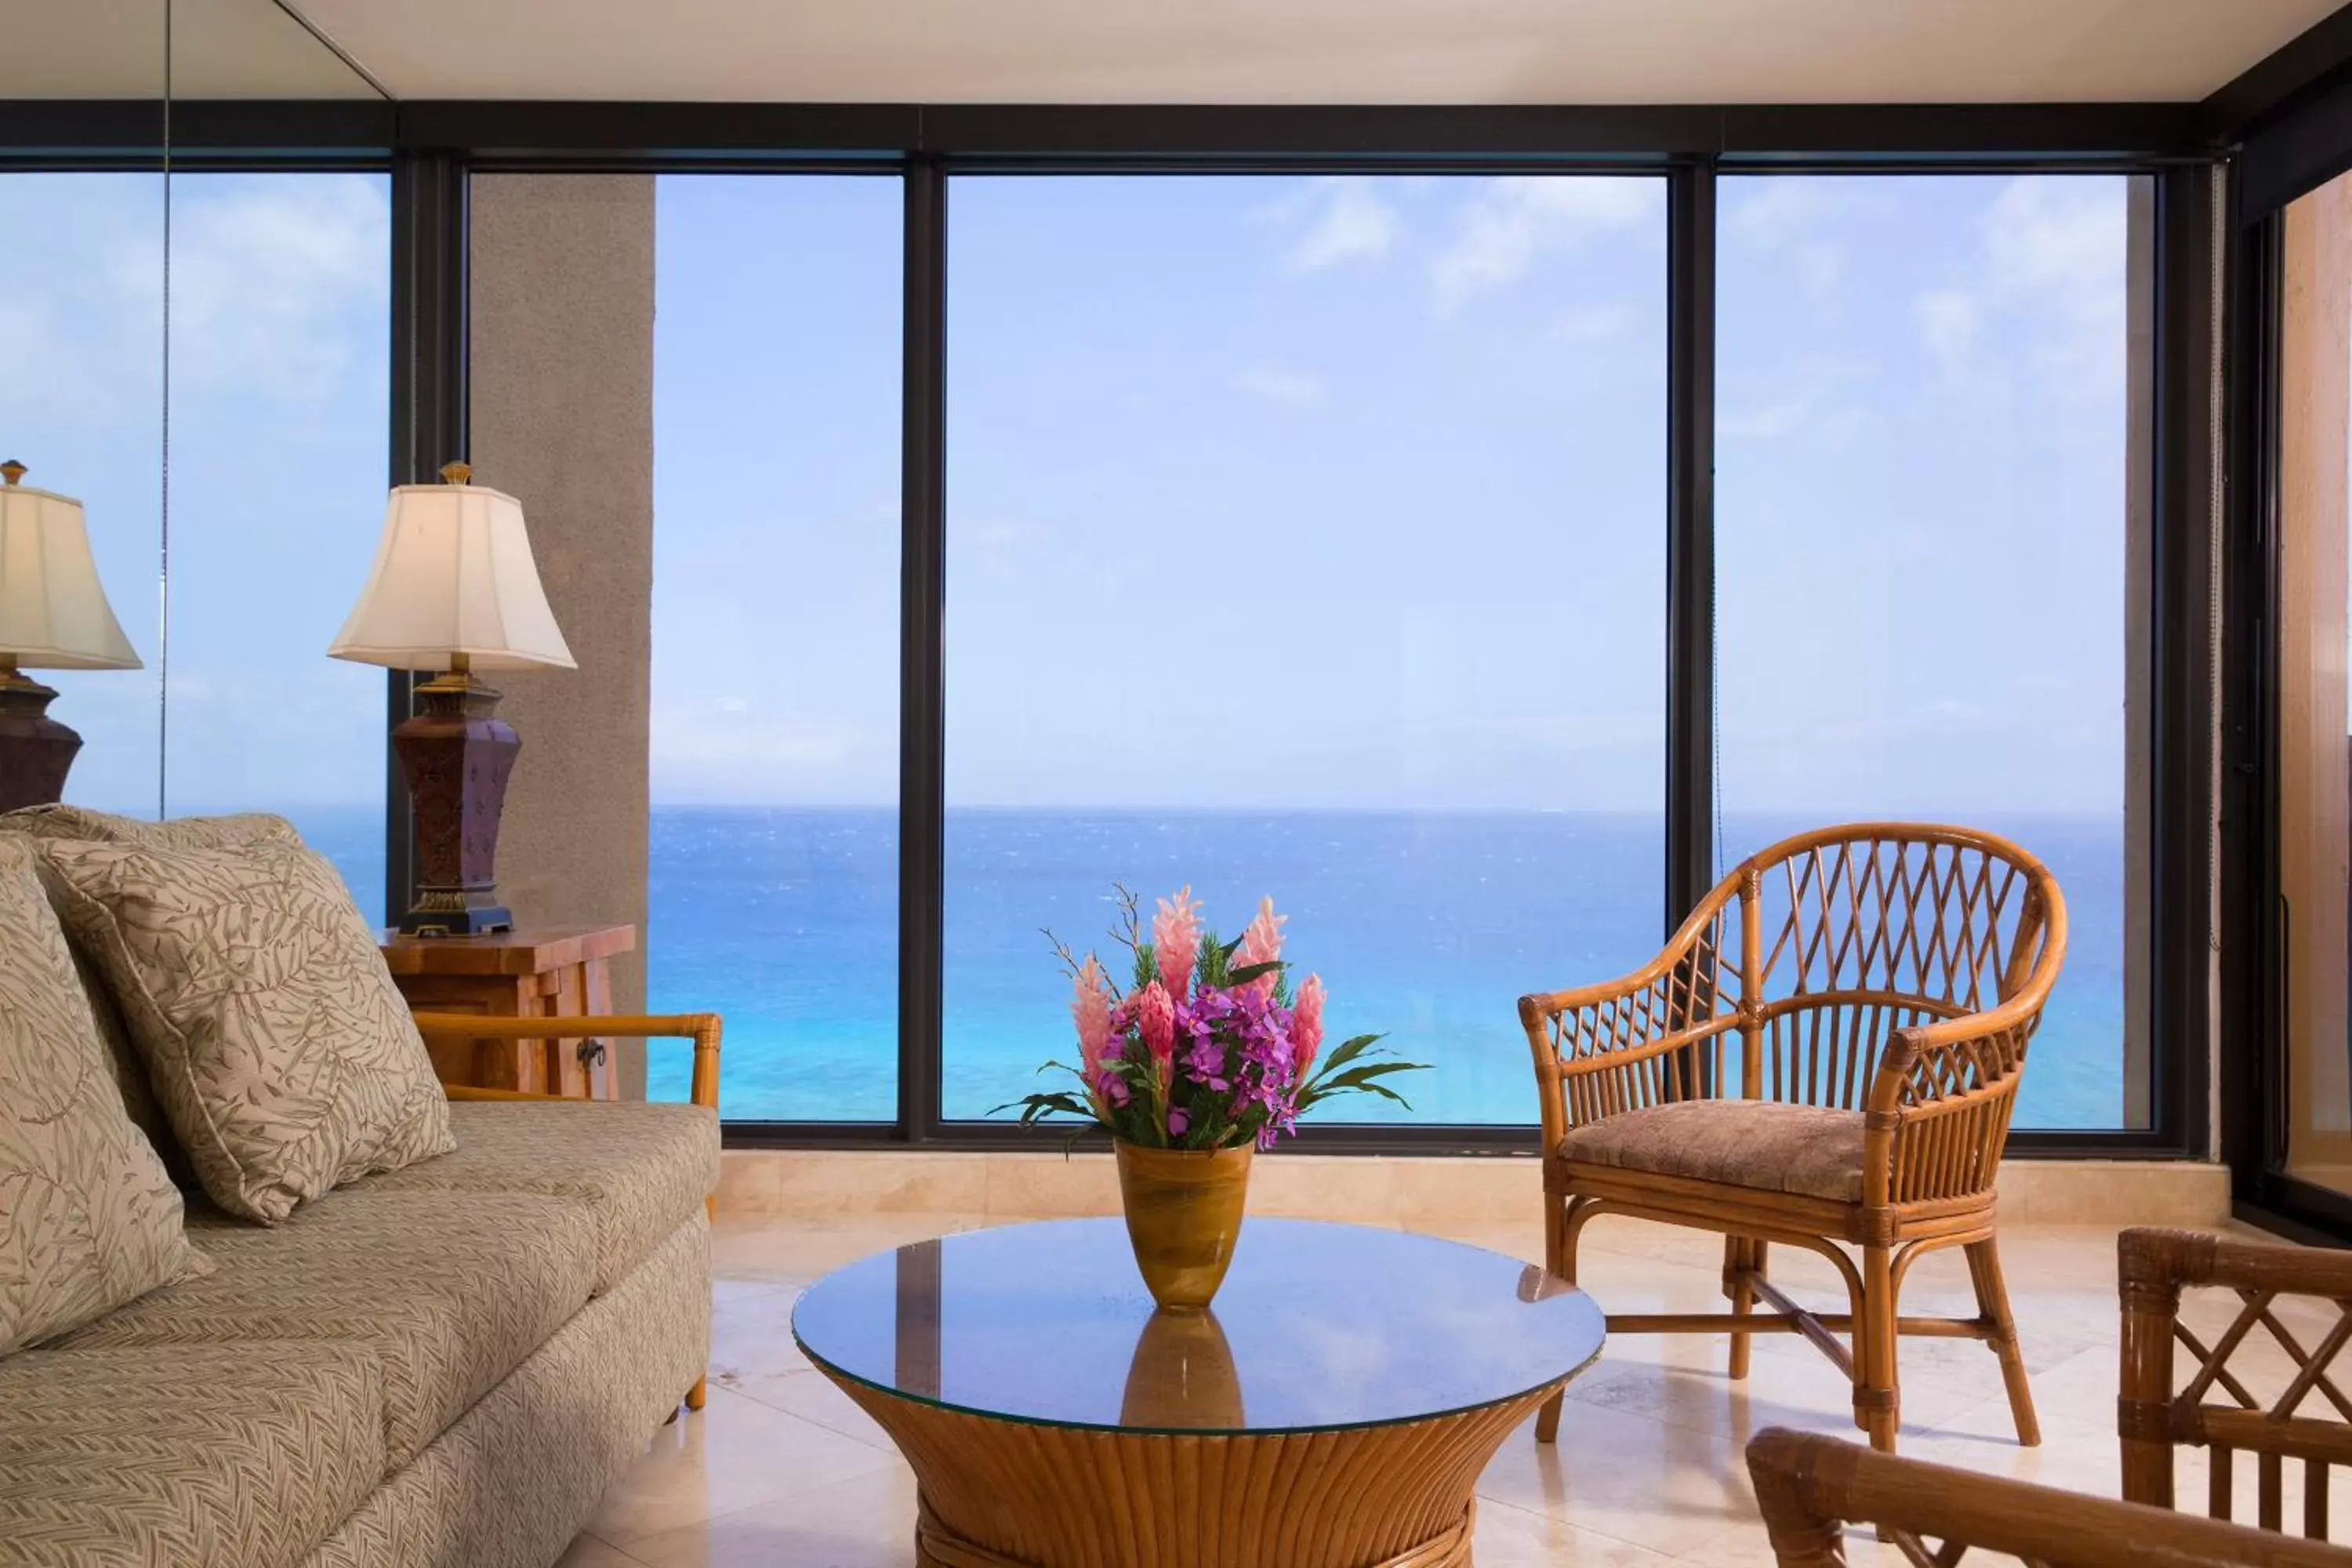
top-left (0, 808), bottom-right (720, 1568)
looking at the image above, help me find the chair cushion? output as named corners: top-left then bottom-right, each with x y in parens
top-left (1559, 1099), bottom-right (1867, 1204)
top-left (0, 840), bottom-right (208, 1356)
top-left (37, 836), bottom-right (455, 1223)
top-left (360, 1100), bottom-right (719, 1293)
top-left (0, 1341), bottom-right (383, 1568)
top-left (52, 1187), bottom-right (598, 1469)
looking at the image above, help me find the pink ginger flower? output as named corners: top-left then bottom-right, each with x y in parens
top-left (1294, 973), bottom-right (1327, 1078)
top-left (1138, 980), bottom-right (1178, 1072)
top-left (1071, 955), bottom-right (1113, 1080)
top-left (1236, 895), bottom-right (1287, 996)
top-left (1152, 886), bottom-right (1203, 997)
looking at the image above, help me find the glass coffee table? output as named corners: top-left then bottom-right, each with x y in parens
top-left (792, 1217), bottom-right (1604, 1567)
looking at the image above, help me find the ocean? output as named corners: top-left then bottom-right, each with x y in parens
top-left (288, 805), bottom-right (2126, 1131)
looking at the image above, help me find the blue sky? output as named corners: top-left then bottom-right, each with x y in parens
top-left (5, 169), bottom-right (2126, 821)
top-left (656, 169), bottom-right (2126, 817)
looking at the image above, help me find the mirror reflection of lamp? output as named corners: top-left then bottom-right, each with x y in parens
top-left (328, 463), bottom-right (575, 936)
top-left (0, 460), bottom-right (143, 815)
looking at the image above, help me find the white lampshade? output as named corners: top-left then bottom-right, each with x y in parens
top-left (328, 474), bottom-right (575, 673)
top-left (0, 466), bottom-right (143, 671)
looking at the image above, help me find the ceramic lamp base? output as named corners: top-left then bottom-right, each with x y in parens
top-left (394, 667), bottom-right (520, 937)
top-left (0, 671), bottom-right (79, 815)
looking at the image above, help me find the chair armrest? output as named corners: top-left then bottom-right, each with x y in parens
top-left (1746, 1428), bottom-right (2352, 1567)
top-left (412, 1012), bottom-right (724, 1112)
top-left (1859, 1003), bottom-right (2040, 1204)
top-left (1519, 909), bottom-right (1739, 1145)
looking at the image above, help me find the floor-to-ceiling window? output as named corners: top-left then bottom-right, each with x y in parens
top-left (0, 169), bottom-right (389, 913)
top-left (647, 175), bottom-right (902, 1116)
top-left (941, 174), bottom-right (1669, 1126)
top-left (1, 172), bottom-right (165, 818)
top-left (165, 171), bottom-right (392, 914)
top-left (1715, 173), bottom-right (2142, 1130)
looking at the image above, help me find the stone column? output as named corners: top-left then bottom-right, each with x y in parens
top-left (468, 173), bottom-right (655, 1098)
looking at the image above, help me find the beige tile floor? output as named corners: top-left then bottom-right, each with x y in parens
top-left (560, 1212), bottom-right (2333, 1566)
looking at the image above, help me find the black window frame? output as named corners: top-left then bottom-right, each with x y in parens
top-left (0, 95), bottom-right (2236, 1159)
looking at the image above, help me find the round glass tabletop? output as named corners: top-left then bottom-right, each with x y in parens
top-left (790, 1217), bottom-right (1605, 1436)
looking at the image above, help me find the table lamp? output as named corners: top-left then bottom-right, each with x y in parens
top-left (0, 460), bottom-right (143, 814)
top-left (329, 463), bottom-right (575, 935)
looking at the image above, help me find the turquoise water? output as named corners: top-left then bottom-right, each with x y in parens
top-left (288, 804), bottom-right (2125, 1129)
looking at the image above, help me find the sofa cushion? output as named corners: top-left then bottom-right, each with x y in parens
top-left (1559, 1099), bottom-right (1867, 1204)
top-left (0, 840), bottom-right (208, 1356)
top-left (0, 1340), bottom-right (383, 1568)
top-left (38, 836), bottom-right (455, 1223)
top-left (53, 1187), bottom-right (598, 1468)
top-left (361, 1100), bottom-right (718, 1294)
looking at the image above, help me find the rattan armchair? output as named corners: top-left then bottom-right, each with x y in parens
top-left (1748, 1428), bottom-right (2352, 1567)
top-left (1519, 824), bottom-right (2067, 1454)
top-left (2118, 1227), bottom-right (2352, 1537)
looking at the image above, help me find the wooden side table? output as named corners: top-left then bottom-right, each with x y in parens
top-left (380, 924), bottom-right (636, 1099)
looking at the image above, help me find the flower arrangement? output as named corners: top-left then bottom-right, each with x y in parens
top-left (1004, 885), bottom-right (1428, 1150)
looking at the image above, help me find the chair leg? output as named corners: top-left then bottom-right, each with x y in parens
top-left (1725, 1236), bottom-right (1764, 1380)
top-left (1964, 1238), bottom-right (2039, 1447)
top-left (1855, 1243), bottom-right (1900, 1454)
top-left (1536, 1194), bottom-right (1578, 1444)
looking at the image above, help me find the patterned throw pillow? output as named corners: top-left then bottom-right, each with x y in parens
top-left (38, 837), bottom-right (456, 1225)
top-left (0, 805), bottom-right (303, 1168)
top-left (0, 840), bottom-right (209, 1355)
top-left (0, 804), bottom-right (303, 851)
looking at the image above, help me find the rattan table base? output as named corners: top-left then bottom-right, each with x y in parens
top-left (824, 1374), bottom-right (1559, 1568)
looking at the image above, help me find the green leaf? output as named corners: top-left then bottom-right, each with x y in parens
top-left (1226, 960), bottom-right (1284, 986)
top-left (1195, 930), bottom-right (1229, 989)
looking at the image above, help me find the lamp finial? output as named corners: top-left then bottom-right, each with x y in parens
top-left (1, 460), bottom-right (24, 487)
top-left (439, 461), bottom-right (472, 486)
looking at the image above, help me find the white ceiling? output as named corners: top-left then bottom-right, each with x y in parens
top-left (0, 0), bottom-right (2339, 104)
top-left (2, 0), bottom-right (381, 100)
top-left (292, 0), bottom-right (2338, 105)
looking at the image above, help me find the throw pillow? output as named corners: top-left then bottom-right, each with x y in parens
top-left (0, 804), bottom-right (302, 852)
top-left (0, 840), bottom-right (209, 1355)
top-left (0, 807), bottom-right (299, 1180)
top-left (38, 837), bottom-right (455, 1225)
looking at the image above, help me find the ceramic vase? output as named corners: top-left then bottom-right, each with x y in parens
top-left (1112, 1139), bottom-right (1254, 1312)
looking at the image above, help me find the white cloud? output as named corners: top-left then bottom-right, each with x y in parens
top-left (650, 700), bottom-right (888, 800)
top-left (1719, 355), bottom-right (1871, 442)
top-left (1719, 397), bottom-right (1816, 441)
top-left (168, 176), bottom-right (389, 398)
top-left (951, 517), bottom-right (1047, 583)
top-left (0, 180), bottom-right (165, 426)
top-left (1915, 287), bottom-right (1982, 374)
top-left (1552, 303), bottom-right (1635, 342)
top-left (1727, 180), bottom-right (1837, 247)
top-left (1984, 176), bottom-right (2125, 299)
top-left (1912, 176), bottom-right (2126, 408)
top-left (1432, 176), bottom-right (1658, 311)
top-left (1234, 365), bottom-right (1325, 406)
top-left (1283, 176), bottom-right (1401, 271)
top-left (1724, 180), bottom-right (1848, 299)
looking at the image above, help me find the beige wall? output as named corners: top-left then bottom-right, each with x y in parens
top-left (469, 173), bottom-right (657, 1097)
